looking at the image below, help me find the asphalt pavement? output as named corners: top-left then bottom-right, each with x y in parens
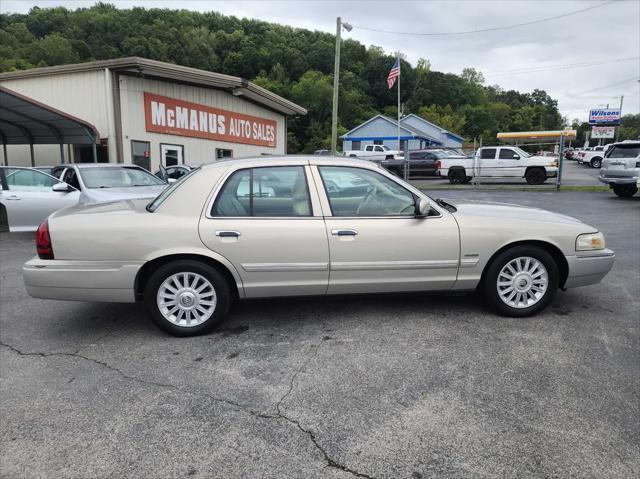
top-left (1, 190), bottom-right (638, 479)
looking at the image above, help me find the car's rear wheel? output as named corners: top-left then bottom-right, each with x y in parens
top-left (590, 157), bottom-right (602, 168)
top-left (448, 169), bottom-right (466, 184)
top-left (482, 245), bottom-right (559, 317)
top-left (525, 168), bottom-right (546, 185)
top-left (145, 260), bottom-right (231, 336)
top-left (612, 184), bottom-right (638, 197)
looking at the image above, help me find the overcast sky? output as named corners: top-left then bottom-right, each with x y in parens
top-left (3, 0), bottom-right (639, 122)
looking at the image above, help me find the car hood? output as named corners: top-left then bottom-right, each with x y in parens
top-left (445, 199), bottom-right (587, 226)
top-left (79, 185), bottom-right (166, 204)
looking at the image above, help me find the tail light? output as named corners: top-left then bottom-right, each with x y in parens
top-left (36, 220), bottom-right (54, 260)
top-left (435, 160), bottom-right (441, 170)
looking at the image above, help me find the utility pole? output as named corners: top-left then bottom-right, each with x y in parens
top-left (616, 95), bottom-right (624, 141)
top-left (330, 17), bottom-right (341, 155)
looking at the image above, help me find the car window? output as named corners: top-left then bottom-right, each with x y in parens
top-left (365, 146), bottom-right (373, 151)
top-left (319, 166), bottom-right (415, 217)
top-left (4, 168), bottom-right (59, 192)
top-left (62, 169), bottom-right (81, 189)
top-left (213, 166), bottom-right (312, 217)
top-left (480, 148), bottom-right (496, 159)
top-left (499, 149), bottom-right (518, 159)
top-left (79, 166), bottom-right (165, 188)
top-left (605, 145), bottom-right (640, 158)
top-left (167, 167), bottom-right (189, 180)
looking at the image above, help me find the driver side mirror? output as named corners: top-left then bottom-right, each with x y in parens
top-left (415, 197), bottom-right (431, 217)
top-left (512, 154), bottom-right (520, 160)
top-left (52, 182), bottom-right (74, 193)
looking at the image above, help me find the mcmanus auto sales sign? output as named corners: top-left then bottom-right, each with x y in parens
top-left (144, 92), bottom-right (277, 147)
top-left (588, 108), bottom-right (621, 125)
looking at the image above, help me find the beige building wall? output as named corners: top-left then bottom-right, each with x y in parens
top-left (1, 70), bottom-right (286, 169)
top-left (118, 76), bottom-right (285, 170)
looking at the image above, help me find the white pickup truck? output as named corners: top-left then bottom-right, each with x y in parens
top-left (436, 146), bottom-right (558, 185)
top-left (577, 145), bottom-right (606, 168)
top-left (344, 144), bottom-right (402, 161)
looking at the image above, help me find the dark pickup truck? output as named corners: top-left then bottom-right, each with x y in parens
top-left (381, 149), bottom-right (467, 179)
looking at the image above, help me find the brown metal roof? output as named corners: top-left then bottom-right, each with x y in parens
top-left (0, 86), bottom-right (99, 145)
top-left (0, 57), bottom-right (307, 116)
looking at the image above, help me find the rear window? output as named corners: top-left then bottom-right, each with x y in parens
top-left (146, 167), bottom-right (200, 212)
top-left (605, 145), bottom-right (640, 159)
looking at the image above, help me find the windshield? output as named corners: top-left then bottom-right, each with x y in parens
top-left (381, 145), bottom-right (390, 151)
top-left (147, 167), bottom-right (200, 212)
top-left (512, 147), bottom-right (532, 158)
top-left (80, 166), bottom-right (165, 188)
top-left (605, 144), bottom-right (640, 158)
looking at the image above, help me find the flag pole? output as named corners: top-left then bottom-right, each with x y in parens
top-left (397, 52), bottom-right (401, 151)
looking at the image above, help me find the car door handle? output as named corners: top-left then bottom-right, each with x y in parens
top-left (331, 229), bottom-right (358, 236)
top-left (215, 230), bottom-right (241, 238)
top-left (4, 195), bottom-right (20, 201)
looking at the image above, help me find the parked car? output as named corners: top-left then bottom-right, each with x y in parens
top-left (381, 149), bottom-right (468, 179)
top-left (51, 164), bottom-right (167, 203)
top-left (344, 144), bottom-right (403, 162)
top-left (23, 156), bottom-right (614, 337)
top-left (598, 140), bottom-right (640, 197)
top-left (436, 146), bottom-right (558, 185)
top-left (154, 165), bottom-right (195, 183)
top-left (313, 149), bottom-right (331, 156)
top-left (577, 145), bottom-right (606, 168)
top-left (0, 166), bottom-right (78, 232)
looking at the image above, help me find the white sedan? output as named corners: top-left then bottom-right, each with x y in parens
top-left (23, 157), bottom-right (615, 336)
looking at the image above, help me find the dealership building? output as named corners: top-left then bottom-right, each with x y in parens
top-left (0, 57), bottom-right (306, 169)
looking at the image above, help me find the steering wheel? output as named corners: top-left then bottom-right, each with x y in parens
top-left (356, 186), bottom-right (377, 215)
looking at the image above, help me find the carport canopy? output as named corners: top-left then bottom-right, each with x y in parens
top-left (0, 85), bottom-right (100, 166)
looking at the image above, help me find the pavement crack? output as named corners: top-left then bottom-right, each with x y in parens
top-left (1, 339), bottom-right (376, 478)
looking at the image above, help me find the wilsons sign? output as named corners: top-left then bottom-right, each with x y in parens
top-left (588, 108), bottom-right (621, 125)
top-left (144, 92), bottom-right (277, 147)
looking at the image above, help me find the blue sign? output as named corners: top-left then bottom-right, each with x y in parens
top-left (589, 108), bottom-right (621, 124)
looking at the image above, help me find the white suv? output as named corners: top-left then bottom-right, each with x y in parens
top-left (598, 140), bottom-right (640, 197)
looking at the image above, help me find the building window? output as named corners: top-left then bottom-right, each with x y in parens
top-left (216, 148), bottom-right (233, 160)
top-left (131, 140), bottom-right (151, 171)
top-left (351, 141), bottom-right (361, 150)
top-left (373, 140), bottom-right (383, 145)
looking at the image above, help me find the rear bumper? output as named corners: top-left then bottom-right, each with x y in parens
top-left (23, 257), bottom-right (142, 303)
top-left (564, 249), bottom-right (615, 288)
top-left (598, 174), bottom-right (639, 185)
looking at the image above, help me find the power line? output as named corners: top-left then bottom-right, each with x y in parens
top-left (484, 57), bottom-right (640, 77)
top-left (573, 77), bottom-right (640, 96)
top-left (352, 1), bottom-right (616, 36)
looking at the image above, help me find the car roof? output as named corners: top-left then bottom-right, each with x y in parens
top-left (200, 155), bottom-right (383, 172)
top-left (71, 163), bottom-right (146, 169)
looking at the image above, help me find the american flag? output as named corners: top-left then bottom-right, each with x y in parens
top-left (387, 58), bottom-right (400, 89)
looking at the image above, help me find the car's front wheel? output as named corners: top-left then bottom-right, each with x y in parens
top-left (525, 167), bottom-right (546, 185)
top-left (145, 260), bottom-right (231, 336)
top-left (612, 184), bottom-right (638, 197)
top-left (448, 169), bottom-right (466, 184)
top-left (590, 157), bottom-right (602, 168)
top-left (482, 245), bottom-right (559, 317)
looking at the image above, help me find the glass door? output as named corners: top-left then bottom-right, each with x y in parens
top-left (160, 144), bottom-right (184, 167)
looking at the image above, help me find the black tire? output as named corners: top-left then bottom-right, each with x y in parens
top-left (385, 155), bottom-right (394, 160)
top-left (448, 169), bottom-right (466, 184)
top-left (463, 176), bottom-right (472, 184)
top-left (525, 167), bottom-right (546, 185)
top-left (144, 260), bottom-right (231, 337)
top-left (349, 154), bottom-right (357, 158)
top-left (612, 184), bottom-right (638, 197)
top-left (482, 245), bottom-right (559, 317)
top-left (590, 157), bottom-right (602, 168)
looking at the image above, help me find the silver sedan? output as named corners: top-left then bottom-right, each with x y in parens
top-left (0, 167), bottom-right (79, 232)
top-left (23, 156), bottom-right (615, 336)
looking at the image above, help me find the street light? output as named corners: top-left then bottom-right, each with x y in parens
top-left (331, 18), bottom-right (352, 155)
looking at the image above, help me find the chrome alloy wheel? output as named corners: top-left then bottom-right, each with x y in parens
top-left (156, 272), bottom-right (217, 327)
top-left (497, 257), bottom-right (548, 309)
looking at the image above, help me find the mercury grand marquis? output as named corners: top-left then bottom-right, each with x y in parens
top-left (23, 157), bottom-right (615, 336)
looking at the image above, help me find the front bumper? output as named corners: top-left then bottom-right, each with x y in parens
top-left (545, 167), bottom-right (558, 178)
top-left (564, 249), bottom-right (615, 288)
top-left (23, 257), bottom-right (142, 303)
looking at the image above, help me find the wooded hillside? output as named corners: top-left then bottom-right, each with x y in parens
top-left (0, 3), bottom-right (571, 151)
